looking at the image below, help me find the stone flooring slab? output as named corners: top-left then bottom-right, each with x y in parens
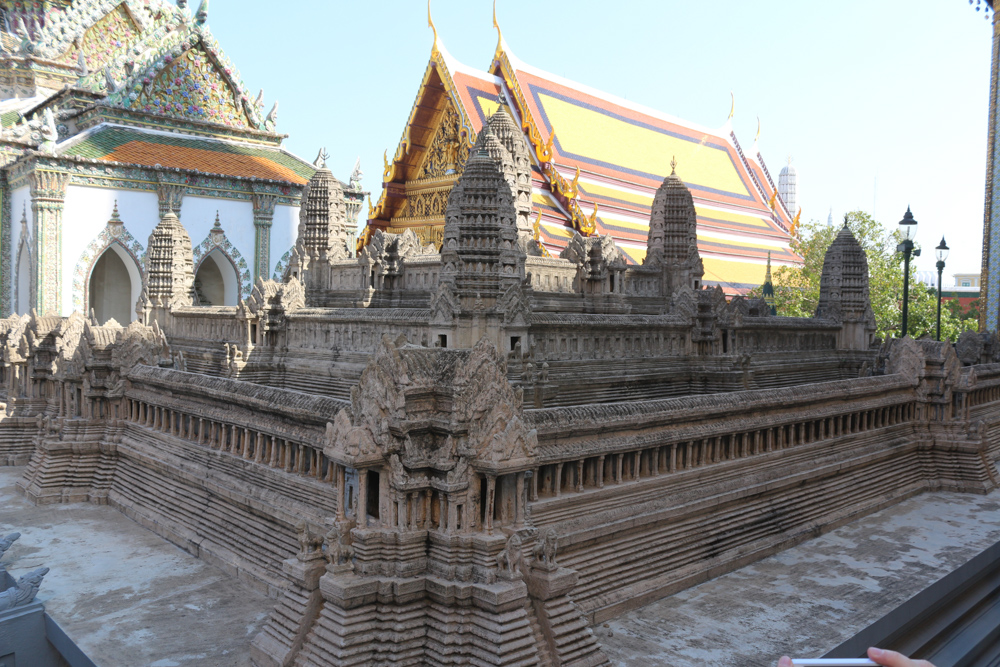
top-left (0, 466), bottom-right (275, 666)
top-left (599, 489), bottom-right (1000, 666)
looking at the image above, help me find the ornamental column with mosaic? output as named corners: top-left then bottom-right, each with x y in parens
top-left (28, 170), bottom-right (69, 316)
top-left (252, 192), bottom-right (277, 281)
top-left (157, 180), bottom-right (186, 219)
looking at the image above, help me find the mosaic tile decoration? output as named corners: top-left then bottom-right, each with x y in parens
top-left (72, 221), bottom-right (146, 315)
top-left (272, 247), bottom-right (292, 282)
top-left (192, 225), bottom-right (252, 302)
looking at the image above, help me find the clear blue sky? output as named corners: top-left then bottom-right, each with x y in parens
top-left (209, 0), bottom-right (992, 278)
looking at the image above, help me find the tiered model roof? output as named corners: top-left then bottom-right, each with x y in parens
top-left (368, 18), bottom-right (801, 295)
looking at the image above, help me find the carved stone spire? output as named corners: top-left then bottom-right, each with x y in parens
top-left (142, 209), bottom-right (195, 314)
top-left (441, 145), bottom-right (524, 299)
top-left (485, 105), bottom-right (534, 238)
top-left (296, 166), bottom-right (351, 262)
top-left (815, 224), bottom-right (876, 349)
top-left (644, 161), bottom-right (704, 294)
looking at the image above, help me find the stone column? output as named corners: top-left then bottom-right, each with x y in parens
top-left (485, 475), bottom-right (496, 534)
top-left (252, 192), bottom-right (277, 282)
top-left (597, 455), bottom-right (605, 487)
top-left (516, 473), bottom-right (525, 526)
top-left (357, 467), bottom-right (368, 528)
top-left (554, 463), bottom-right (563, 497)
top-left (576, 460), bottom-right (584, 492)
top-left (28, 170), bottom-right (69, 315)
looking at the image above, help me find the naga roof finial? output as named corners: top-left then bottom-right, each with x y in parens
top-left (314, 148), bottom-right (329, 169)
top-left (428, 0), bottom-right (438, 52)
top-left (195, 0), bottom-right (209, 24)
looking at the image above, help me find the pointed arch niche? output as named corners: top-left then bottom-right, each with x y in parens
top-left (15, 236), bottom-right (32, 316)
top-left (73, 205), bottom-right (145, 324)
top-left (192, 215), bottom-right (251, 306)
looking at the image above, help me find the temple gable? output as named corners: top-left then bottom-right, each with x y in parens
top-left (131, 44), bottom-right (252, 128)
top-left (56, 3), bottom-right (140, 73)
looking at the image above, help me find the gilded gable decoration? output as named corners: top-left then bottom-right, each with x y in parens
top-left (420, 105), bottom-right (469, 179)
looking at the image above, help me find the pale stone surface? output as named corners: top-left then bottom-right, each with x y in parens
top-left (600, 489), bottom-right (1000, 667)
top-left (0, 466), bottom-right (273, 666)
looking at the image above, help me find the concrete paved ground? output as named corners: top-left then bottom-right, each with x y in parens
top-left (599, 489), bottom-right (1000, 667)
top-left (0, 466), bottom-right (275, 667)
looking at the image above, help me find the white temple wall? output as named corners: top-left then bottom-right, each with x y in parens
top-left (61, 186), bottom-right (159, 317)
top-left (270, 204), bottom-right (299, 279)
top-left (10, 185), bottom-right (30, 314)
top-left (181, 196), bottom-right (254, 300)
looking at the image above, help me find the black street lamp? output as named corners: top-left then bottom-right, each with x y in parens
top-left (935, 236), bottom-right (949, 341)
top-left (897, 207), bottom-right (920, 338)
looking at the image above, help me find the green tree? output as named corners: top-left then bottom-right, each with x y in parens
top-left (748, 211), bottom-right (976, 341)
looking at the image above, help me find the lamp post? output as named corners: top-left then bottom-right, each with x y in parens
top-left (935, 236), bottom-right (949, 341)
top-left (897, 207), bottom-right (920, 338)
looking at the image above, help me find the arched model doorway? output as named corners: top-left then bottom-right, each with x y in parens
top-left (88, 244), bottom-right (142, 325)
top-left (194, 248), bottom-right (239, 306)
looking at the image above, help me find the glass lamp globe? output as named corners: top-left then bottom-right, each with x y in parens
top-left (899, 207), bottom-right (918, 242)
top-left (935, 237), bottom-right (949, 262)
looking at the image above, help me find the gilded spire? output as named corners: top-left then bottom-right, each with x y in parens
top-left (493, 0), bottom-right (503, 50)
top-left (428, 0), bottom-right (439, 52)
top-left (670, 156), bottom-right (677, 175)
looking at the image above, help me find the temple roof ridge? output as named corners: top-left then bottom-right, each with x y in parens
top-left (495, 42), bottom-right (733, 141)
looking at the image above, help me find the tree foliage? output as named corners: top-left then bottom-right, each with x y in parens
top-left (748, 211), bottom-right (976, 341)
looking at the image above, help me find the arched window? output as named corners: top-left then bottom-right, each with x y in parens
top-left (194, 248), bottom-right (238, 306)
top-left (88, 244), bottom-right (141, 325)
top-left (16, 246), bottom-right (30, 315)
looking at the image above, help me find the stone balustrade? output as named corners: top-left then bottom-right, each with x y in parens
top-left (122, 397), bottom-right (335, 483)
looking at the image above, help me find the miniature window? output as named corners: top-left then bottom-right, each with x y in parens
top-left (367, 470), bottom-right (380, 520)
top-left (438, 334), bottom-right (448, 348)
top-left (510, 336), bottom-right (520, 351)
top-left (962, 280), bottom-right (971, 287)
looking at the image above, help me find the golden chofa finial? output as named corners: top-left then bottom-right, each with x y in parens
top-left (493, 0), bottom-right (503, 48)
top-left (755, 116), bottom-right (761, 143)
top-left (670, 156), bottom-right (677, 174)
top-left (428, 0), bottom-right (439, 51)
top-left (728, 92), bottom-right (735, 121)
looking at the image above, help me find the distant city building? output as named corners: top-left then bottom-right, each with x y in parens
top-left (778, 158), bottom-right (797, 219)
top-left (827, 207), bottom-right (834, 228)
top-left (917, 270), bottom-right (980, 313)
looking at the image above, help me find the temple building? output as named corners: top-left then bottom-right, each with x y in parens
top-left (982, 0), bottom-right (1000, 330)
top-left (363, 12), bottom-right (800, 295)
top-left (0, 0), bottom-right (364, 322)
